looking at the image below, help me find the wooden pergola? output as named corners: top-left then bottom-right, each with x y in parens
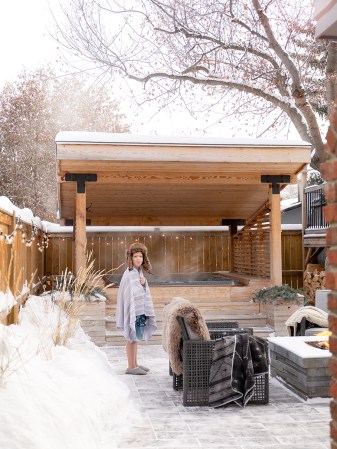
top-left (55, 132), bottom-right (311, 284)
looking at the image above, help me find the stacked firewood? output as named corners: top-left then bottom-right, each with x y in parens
top-left (303, 264), bottom-right (326, 304)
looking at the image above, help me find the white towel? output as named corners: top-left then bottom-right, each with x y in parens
top-left (285, 306), bottom-right (328, 336)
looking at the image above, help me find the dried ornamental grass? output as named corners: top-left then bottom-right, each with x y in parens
top-left (49, 251), bottom-right (123, 302)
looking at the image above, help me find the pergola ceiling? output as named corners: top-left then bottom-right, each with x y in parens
top-left (56, 132), bottom-right (312, 226)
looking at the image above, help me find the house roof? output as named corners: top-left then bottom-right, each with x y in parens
top-left (55, 132), bottom-right (312, 226)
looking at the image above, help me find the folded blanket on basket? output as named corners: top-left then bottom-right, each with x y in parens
top-left (209, 334), bottom-right (269, 408)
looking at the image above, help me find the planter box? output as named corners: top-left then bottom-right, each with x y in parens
top-left (261, 296), bottom-right (305, 336)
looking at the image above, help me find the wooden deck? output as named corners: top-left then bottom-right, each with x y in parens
top-left (100, 273), bottom-right (274, 346)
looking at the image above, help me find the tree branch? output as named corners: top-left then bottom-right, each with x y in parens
top-left (251, 0), bottom-right (324, 165)
top-left (126, 69), bottom-right (311, 141)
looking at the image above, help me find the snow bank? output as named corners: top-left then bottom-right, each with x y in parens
top-left (0, 296), bottom-right (141, 449)
top-left (0, 289), bottom-right (17, 317)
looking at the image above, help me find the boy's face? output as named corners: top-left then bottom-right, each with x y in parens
top-left (132, 251), bottom-right (143, 269)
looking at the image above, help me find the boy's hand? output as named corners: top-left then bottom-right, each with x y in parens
top-left (140, 277), bottom-right (146, 286)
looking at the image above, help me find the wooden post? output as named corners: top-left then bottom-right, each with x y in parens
top-left (75, 191), bottom-right (87, 274)
top-left (228, 225), bottom-right (236, 272)
top-left (301, 170), bottom-right (308, 271)
top-left (64, 173), bottom-right (97, 275)
top-left (222, 220), bottom-right (245, 273)
top-left (229, 233), bottom-right (235, 272)
top-left (269, 187), bottom-right (282, 285)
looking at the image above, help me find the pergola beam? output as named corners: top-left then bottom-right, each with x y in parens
top-left (60, 172), bottom-right (297, 185)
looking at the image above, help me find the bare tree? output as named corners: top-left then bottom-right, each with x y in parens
top-left (0, 67), bottom-right (129, 220)
top-left (53, 0), bottom-right (337, 169)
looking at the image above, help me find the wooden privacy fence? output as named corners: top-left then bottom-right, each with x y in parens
top-left (46, 232), bottom-right (230, 276)
top-left (282, 230), bottom-right (304, 289)
top-left (45, 229), bottom-right (303, 288)
top-left (0, 199), bottom-right (304, 325)
top-left (0, 208), bottom-right (46, 324)
top-left (233, 204), bottom-right (303, 289)
top-left (233, 204), bottom-right (271, 278)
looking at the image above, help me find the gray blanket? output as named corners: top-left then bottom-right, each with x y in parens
top-left (209, 334), bottom-right (269, 407)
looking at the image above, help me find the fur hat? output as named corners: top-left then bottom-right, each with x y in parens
top-left (126, 242), bottom-right (152, 273)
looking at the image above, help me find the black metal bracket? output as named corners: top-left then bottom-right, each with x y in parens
top-left (222, 219), bottom-right (246, 234)
top-left (261, 175), bottom-right (290, 194)
top-left (64, 173), bottom-right (97, 193)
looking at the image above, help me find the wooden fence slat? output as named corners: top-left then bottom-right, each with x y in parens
top-left (43, 229), bottom-right (303, 288)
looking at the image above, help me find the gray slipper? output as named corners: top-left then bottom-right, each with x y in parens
top-left (138, 365), bottom-right (150, 372)
top-left (125, 367), bottom-right (147, 375)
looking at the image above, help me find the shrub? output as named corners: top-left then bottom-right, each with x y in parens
top-left (254, 285), bottom-right (306, 305)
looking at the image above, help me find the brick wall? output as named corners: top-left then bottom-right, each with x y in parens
top-left (321, 102), bottom-right (337, 449)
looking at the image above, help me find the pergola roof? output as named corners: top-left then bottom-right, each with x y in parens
top-left (55, 132), bottom-right (311, 226)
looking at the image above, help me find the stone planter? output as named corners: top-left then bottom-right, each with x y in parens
top-left (260, 295), bottom-right (305, 336)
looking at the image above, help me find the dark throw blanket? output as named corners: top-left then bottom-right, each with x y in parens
top-left (209, 334), bottom-right (269, 407)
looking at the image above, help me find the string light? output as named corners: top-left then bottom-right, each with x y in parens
top-left (0, 217), bottom-right (49, 252)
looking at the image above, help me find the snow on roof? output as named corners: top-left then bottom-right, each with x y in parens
top-left (281, 198), bottom-right (301, 211)
top-left (55, 131), bottom-right (311, 148)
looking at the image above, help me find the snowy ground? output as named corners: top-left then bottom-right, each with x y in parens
top-left (0, 295), bottom-right (142, 449)
top-left (0, 293), bottom-right (331, 449)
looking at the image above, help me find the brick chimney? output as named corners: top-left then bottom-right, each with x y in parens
top-left (320, 103), bottom-right (337, 449)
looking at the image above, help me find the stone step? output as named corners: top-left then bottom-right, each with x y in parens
top-left (200, 312), bottom-right (267, 325)
top-left (106, 301), bottom-right (261, 313)
top-left (105, 311), bottom-right (265, 329)
top-left (104, 281), bottom-right (267, 304)
top-left (104, 325), bottom-right (274, 346)
top-left (105, 295), bottom-right (258, 305)
top-left (105, 315), bottom-right (266, 331)
top-left (79, 296), bottom-right (273, 346)
top-left (106, 295), bottom-right (259, 303)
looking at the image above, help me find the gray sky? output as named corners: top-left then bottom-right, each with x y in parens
top-left (0, 0), bottom-right (59, 87)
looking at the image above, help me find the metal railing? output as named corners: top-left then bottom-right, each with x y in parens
top-left (305, 184), bottom-right (328, 229)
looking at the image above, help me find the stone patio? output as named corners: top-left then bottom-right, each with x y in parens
top-left (102, 345), bottom-right (330, 449)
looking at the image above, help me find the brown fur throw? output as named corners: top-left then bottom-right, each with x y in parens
top-left (162, 297), bottom-right (210, 375)
top-left (162, 297), bottom-right (191, 352)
